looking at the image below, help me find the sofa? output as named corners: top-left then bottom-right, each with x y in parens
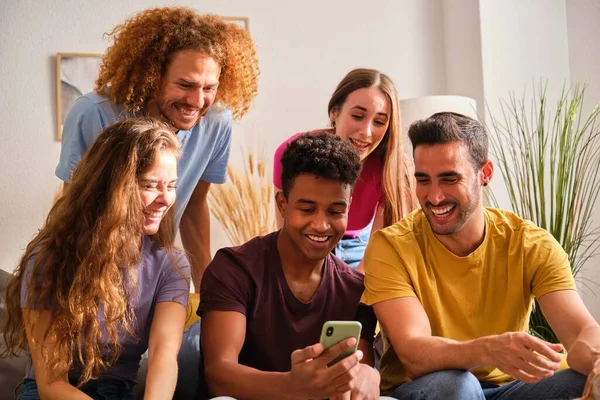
top-left (0, 269), bottom-right (29, 400)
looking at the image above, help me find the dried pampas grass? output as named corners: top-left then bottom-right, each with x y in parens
top-left (209, 149), bottom-right (278, 246)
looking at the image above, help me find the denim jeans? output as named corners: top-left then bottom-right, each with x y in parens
top-left (174, 318), bottom-right (202, 399)
top-left (333, 220), bottom-right (373, 268)
top-left (16, 377), bottom-right (134, 400)
top-left (390, 369), bottom-right (586, 400)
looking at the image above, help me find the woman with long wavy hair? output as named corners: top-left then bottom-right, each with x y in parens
top-left (2, 118), bottom-right (190, 400)
top-left (273, 68), bottom-right (417, 272)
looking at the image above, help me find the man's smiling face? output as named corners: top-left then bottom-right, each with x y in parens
top-left (277, 173), bottom-right (351, 262)
top-left (147, 50), bottom-right (221, 131)
top-left (414, 141), bottom-right (483, 236)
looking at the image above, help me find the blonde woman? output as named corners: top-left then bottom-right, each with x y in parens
top-left (274, 68), bottom-right (416, 272)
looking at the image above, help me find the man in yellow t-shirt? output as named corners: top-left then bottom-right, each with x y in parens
top-left (361, 112), bottom-right (600, 399)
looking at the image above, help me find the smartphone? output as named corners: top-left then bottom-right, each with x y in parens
top-left (319, 320), bottom-right (362, 366)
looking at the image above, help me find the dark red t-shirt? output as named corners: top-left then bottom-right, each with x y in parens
top-left (197, 231), bottom-right (376, 394)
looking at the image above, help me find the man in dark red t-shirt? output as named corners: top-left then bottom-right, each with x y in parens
top-left (198, 133), bottom-right (380, 399)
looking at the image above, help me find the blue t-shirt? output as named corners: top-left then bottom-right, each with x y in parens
top-left (56, 92), bottom-right (233, 227)
top-left (21, 236), bottom-right (191, 382)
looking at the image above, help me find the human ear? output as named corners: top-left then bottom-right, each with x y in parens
top-left (480, 160), bottom-right (494, 186)
top-left (275, 190), bottom-right (287, 219)
top-left (329, 108), bottom-right (339, 126)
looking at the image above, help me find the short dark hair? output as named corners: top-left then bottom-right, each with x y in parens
top-left (280, 133), bottom-right (362, 198)
top-left (408, 112), bottom-right (488, 168)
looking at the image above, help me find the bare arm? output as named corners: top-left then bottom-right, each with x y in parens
top-left (180, 180), bottom-right (212, 292)
top-left (336, 339), bottom-right (380, 399)
top-left (538, 289), bottom-right (600, 375)
top-left (356, 205), bottom-right (384, 274)
top-left (202, 310), bottom-right (291, 399)
top-left (374, 297), bottom-right (562, 382)
top-left (23, 309), bottom-right (91, 400)
top-left (202, 310), bottom-right (362, 400)
top-left (143, 302), bottom-right (187, 400)
top-left (374, 297), bottom-right (488, 378)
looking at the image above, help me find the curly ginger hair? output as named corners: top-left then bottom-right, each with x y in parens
top-left (95, 7), bottom-right (259, 120)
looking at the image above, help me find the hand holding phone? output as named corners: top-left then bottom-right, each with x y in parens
top-left (319, 320), bottom-right (362, 367)
top-left (288, 335), bottom-right (363, 399)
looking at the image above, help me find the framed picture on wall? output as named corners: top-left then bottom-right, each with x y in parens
top-left (223, 16), bottom-right (249, 32)
top-left (56, 53), bottom-right (102, 141)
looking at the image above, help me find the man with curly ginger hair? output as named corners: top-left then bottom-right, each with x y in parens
top-left (198, 133), bottom-right (390, 399)
top-left (55, 7), bottom-right (259, 292)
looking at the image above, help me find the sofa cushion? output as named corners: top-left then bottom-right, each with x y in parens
top-left (0, 269), bottom-right (29, 400)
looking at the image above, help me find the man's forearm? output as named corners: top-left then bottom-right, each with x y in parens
top-left (205, 361), bottom-right (296, 400)
top-left (567, 323), bottom-right (600, 375)
top-left (180, 201), bottom-right (211, 292)
top-left (398, 335), bottom-right (491, 379)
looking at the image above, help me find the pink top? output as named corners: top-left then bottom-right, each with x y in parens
top-left (273, 131), bottom-right (384, 237)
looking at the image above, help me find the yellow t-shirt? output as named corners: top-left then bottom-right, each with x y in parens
top-left (360, 208), bottom-right (576, 395)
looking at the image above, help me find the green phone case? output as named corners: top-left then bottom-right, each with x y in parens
top-left (319, 320), bottom-right (362, 366)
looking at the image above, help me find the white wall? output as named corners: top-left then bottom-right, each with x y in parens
top-left (567, 0), bottom-right (600, 120)
top-left (478, 0), bottom-right (571, 210)
top-left (440, 0), bottom-right (485, 118)
top-left (479, 0), bottom-right (571, 103)
top-left (566, 0), bottom-right (600, 320)
top-left (0, 0), bottom-right (446, 272)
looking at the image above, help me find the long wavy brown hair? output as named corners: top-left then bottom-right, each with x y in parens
top-left (328, 68), bottom-right (418, 226)
top-left (1, 118), bottom-right (182, 385)
top-left (95, 7), bottom-right (259, 120)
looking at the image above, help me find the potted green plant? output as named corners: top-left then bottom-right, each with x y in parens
top-left (487, 82), bottom-right (600, 343)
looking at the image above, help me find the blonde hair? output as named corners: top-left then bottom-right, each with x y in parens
top-left (328, 68), bottom-right (417, 225)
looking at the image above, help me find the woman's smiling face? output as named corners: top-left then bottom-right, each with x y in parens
top-left (139, 149), bottom-right (178, 235)
top-left (329, 86), bottom-right (390, 162)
